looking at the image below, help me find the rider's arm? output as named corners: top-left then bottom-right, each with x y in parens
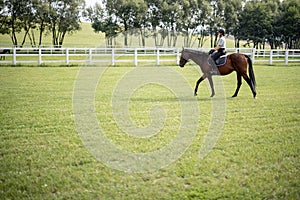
top-left (214, 45), bottom-right (221, 51)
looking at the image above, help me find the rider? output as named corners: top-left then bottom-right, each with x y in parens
top-left (209, 29), bottom-right (226, 75)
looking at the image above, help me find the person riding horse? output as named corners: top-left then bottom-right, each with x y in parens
top-left (179, 48), bottom-right (256, 98)
top-left (208, 29), bottom-right (226, 75)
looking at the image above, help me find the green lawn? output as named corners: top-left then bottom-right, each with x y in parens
top-left (0, 63), bottom-right (299, 199)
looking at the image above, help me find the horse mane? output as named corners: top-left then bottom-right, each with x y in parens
top-left (184, 48), bottom-right (208, 56)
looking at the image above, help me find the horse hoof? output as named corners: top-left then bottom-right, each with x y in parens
top-left (194, 93), bottom-right (197, 96)
top-left (232, 95), bottom-right (237, 98)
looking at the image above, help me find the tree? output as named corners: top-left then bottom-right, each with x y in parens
top-left (223, 0), bottom-right (243, 47)
top-left (179, 0), bottom-right (202, 47)
top-left (48, 0), bottom-right (84, 47)
top-left (145, 0), bottom-right (161, 46)
top-left (106, 0), bottom-right (147, 47)
top-left (132, 0), bottom-right (149, 47)
top-left (1, 0), bottom-right (84, 47)
top-left (144, 0), bottom-right (182, 47)
top-left (158, 0), bottom-right (181, 47)
top-left (34, 0), bottom-right (51, 46)
top-left (276, 0), bottom-right (300, 49)
top-left (263, 0), bottom-right (280, 49)
top-left (87, 3), bottom-right (120, 46)
top-left (0, 0), bottom-right (10, 35)
top-left (207, 0), bottom-right (226, 48)
top-left (195, 0), bottom-right (210, 48)
top-left (18, 0), bottom-right (38, 47)
top-left (2, 0), bottom-right (27, 46)
top-left (237, 1), bottom-right (273, 49)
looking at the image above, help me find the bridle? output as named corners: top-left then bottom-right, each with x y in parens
top-left (179, 51), bottom-right (189, 67)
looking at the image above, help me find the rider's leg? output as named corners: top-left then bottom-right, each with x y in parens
top-left (208, 55), bottom-right (219, 75)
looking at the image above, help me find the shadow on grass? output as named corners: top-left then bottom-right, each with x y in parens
top-left (128, 96), bottom-right (224, 102)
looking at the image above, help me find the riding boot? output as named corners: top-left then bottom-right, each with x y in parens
top-left (208, 56), bottom-right (219, 75)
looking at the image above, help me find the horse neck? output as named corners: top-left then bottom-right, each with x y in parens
top-left (186, 50), bottom-right (209, 68)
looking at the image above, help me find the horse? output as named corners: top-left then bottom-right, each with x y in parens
top-left (179, 48), bottom-right (256, 98)
top-left (0, 49), bottom-right (10, 60)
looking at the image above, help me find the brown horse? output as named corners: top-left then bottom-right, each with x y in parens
top-left (179, 48), bottom-right (256, 98)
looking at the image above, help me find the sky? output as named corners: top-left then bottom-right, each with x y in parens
top-left (85, 0), bottom-right (97, 7)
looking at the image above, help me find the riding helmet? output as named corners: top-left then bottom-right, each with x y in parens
top-left (218, 29), bottom-right (225, 36)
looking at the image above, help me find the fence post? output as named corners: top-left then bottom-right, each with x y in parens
top-left (251, 48), bottom-right (255, 64)
top-left (13, 47), bottom-right (16, 66)
top-left (38, 48), bottom-right (42, 66)
top-left (66, 48), bottom-right (69, 65)
top-left (285, 50), bottom-right (288, 65)
top-left (112, 48), bottom-right (115, 66)
top-left (269, 50), bottom-right (273, 65)
top-left (156, 48), bottom-right (160, 65)
top-left (176, 48), bottom-right (180, 65)
top-left (89, 48), bottom-right (93, 65)
top-left (134, 48), bottom-right (138, 66)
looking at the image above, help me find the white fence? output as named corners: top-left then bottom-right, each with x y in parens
top-left (0, 47), bottom-right (299, 66)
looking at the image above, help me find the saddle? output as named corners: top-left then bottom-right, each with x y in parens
top-left (215, 55), bottom-right (227, 66)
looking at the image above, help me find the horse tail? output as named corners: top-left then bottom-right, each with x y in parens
top-left (244, 54), bottom-right (256, 89)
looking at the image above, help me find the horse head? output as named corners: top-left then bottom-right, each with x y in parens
top-left (179, 48), bottom-right (189, 68)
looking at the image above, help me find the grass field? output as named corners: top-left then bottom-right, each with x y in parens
top-left (1, 63), bottom-right (299, 199)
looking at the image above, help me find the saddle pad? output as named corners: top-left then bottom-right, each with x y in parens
top-left (216, 56), bottom-right (227, 66)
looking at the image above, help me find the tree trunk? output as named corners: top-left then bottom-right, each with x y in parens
top-left (38, 20), bottom-right (44, 46)
top-left (21, 26), bottom-right (30, 47)
top-left (11, 16), bottom-right (18, 46)
top-left (214, 32), bottom-right (218, 47)
top-left (172, 33), bottom-right (177, 47)
top-left (140, 28), bottom-right (145, 47)
top-left (153, 31), bottom-right (158, 46)
top-left (59, 31), bottom-right (67, 46)
top-left (123, 20), bottom-right (128, 47)
top-left (210, 31), bottom-right (213, 48)
top-left (30, 29), bottom-right (36, 47)
top-left (52, 24), bottom-right (57, 46)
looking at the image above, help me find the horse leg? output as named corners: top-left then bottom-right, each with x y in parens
top-left (207, 76), bottom-right (215, 97)
top-left (194, 74), bottom-right (206, 96)
top-left (241, 73), bottom-right (257, 98)
top-left (232, 72), bottom-right (242, 97)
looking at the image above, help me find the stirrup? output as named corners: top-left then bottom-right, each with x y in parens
top-left (210, 69), bottom-right (219, 75)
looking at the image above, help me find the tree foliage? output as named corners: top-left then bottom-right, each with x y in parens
top-left (1, 0), bottom-right (299, 48)
top-left (87, 3), bottom-right (119, 46)
top-left (276, 0), bottom-right (300, 49)
top-left (0, 0), bottom-right (84, 47)
top-left (48, 0), bottom-right (84, 47)
top-left (86, 0), bottom-right (300, 48)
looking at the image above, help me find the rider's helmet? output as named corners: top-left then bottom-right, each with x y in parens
top-left (218, 29), bottom-right (225, 36)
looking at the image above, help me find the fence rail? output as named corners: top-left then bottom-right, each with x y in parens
top-left (0, 47), bottom-right (299, 66)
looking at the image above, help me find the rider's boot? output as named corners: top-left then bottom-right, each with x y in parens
top-left (210, 63), bottom-right (219, 75)
top-left (208, 56), bottom-right (219, 75)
